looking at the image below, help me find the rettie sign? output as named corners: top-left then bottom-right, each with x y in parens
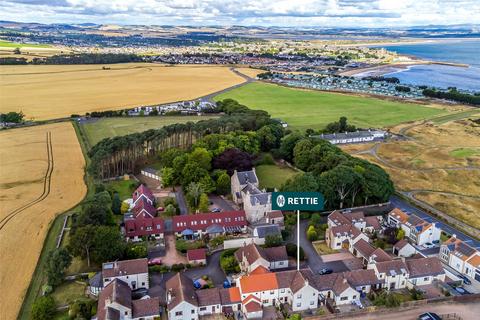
top-left (272, 192), bottom-right (324, 211)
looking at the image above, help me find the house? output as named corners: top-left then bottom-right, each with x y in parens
top-left (196, 288), bottom-right (222, 316)
top-left (406, 257), bottom-right (446, 288)
top-left (132, 184), bottom-right (155, 206)
top-left (166, 273), bottom-right (199, 320)
top-left (368, 259), bottom-right (409, 290)
top-left (141, 167), bottom-right (162, 182)
top-left (250, 223), bottom-right (282, 240)
top-left (102, 258), bottom-right (149, 290)
top-left (314, 273), bottom-right (364, 306)
top-left (388, 209), bottom-right (441, 246)
top-left (328, 210), bottom-right (366, 231)
top-left (326, 224), bottom-right (369, 250)
top-left (231, 169), bottom-right (272, 223)
top-left (439, 235), bottom-right (480, 280)
top-left (132, 198), bottom-right (157, 218)
top-left (124, 217), bottom-right (165, 241)
top-left (365, 216), bottom-right (383, 234)
top-left (350, 239), bottom-right (391, 265)
top-left (172, 211), bottom-right (247, 239)
top-left (96, 279), bottom-right (160, 320)
top-left (237, 268), bottom-right (321, 312)
top-left (89, 272), bottom-right (103, 296)
top-left (265, 211), bottom-right (284, 225)
top-left (187, 248), bottom-right (207, 265)
top-left (342, 269), bottom-right (383, 294)
top-left (235, 243), bottom-right (289, 273)
top-left (393, 239), bottom-right (416, 257)
top-left (315, 130), bottom-right (386, 145)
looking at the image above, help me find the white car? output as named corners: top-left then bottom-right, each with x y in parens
top-left (423, 242), bottom-right (435, 249)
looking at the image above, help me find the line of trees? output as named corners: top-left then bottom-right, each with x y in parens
top-left (423, 88), bottom-right (480, 106)
top-left (88, 99), bottom-right (275, 178)
top-left (0, 53), bottom-right (144, 65)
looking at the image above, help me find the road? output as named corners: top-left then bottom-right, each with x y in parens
top-left (390, 196), bottom-right (480, 249)
top-left (320, 301), bottom-right (480, 320)
top-left (209, 195), bottom-right (236, 212)
top-left (200, 67), bottom-right (255, 103)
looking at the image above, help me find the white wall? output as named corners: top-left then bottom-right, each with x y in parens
top-left (270, 260), bottom-right (288, 270)
top-left (198, 304), bottom-right (221, 316)
top-left (334, 287), bottom-right (359, 305)
top-left (103, 273), bottom-right (149, 290)
top-left (223, 237), bottom-right (265, 250)
top-left (169, 302), bottom-right (198, 320)
top-left (291, 285), bottom-right (319, 311)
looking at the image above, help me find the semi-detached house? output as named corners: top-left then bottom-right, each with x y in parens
top-left (102, 258), bottom-right (149, 291)
top-left (439, 235), bottom-right (480, 281)
top-left (387, 209), bottom-right (441, 246)
top-left (234, 243), bottom-right (289, 273)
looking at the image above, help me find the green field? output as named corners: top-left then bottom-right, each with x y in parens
top-left (81, 115), bottom-right (218, 145)
top-left (449, 148), bottom-right (480, 158)
top-left (214, 82), bottom-right (447, 130)
top-left (256, 164), bottom-right (300, 189)
top-left (0, 40), bottom-right (51, 48)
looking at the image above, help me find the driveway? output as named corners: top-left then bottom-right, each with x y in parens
top-left (209, 195), bottom-right (237, 212)
top-left (288, 219), bottom-right (350, 273)
top-left (175, 186), bottom-right (188, 215)
top-left (183, 251), bottom-right (225, 286)
top-left (161, 234), bottom-right (188, 266)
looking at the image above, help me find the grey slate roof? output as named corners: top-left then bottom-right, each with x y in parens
top-left (254, 224), bottom-right (281, 239)
top-left (249, 192), bottom-right (271, 206)
top-left (236, 170), bottom-right (258, 185)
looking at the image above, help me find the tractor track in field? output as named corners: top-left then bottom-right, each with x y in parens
top-left (0, 131), bottom-right (54, 231)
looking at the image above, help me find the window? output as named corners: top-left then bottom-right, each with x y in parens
top-left (142, 282), bottom-right (145, 286)
top-left (200, 307), bottom-right (206, 311)
top-left (340, 297), bottom-right (348, 301)
top-left (263, 300), bottom-right (268, 303)
top-left (270, 291), bottom-right (274, 294)
top-left (175, 311), bottom-right (183, 316)
top-left (353, 295), bottom-right (357, 299)
top-left (125, 311), bottom-right (128, 315)
top-left (296, 303), bottom-right (301, 307)
top-left (280, 289), bottom-right (285, 293)
top-left (310, 301), bottom-right (315, 305)
top-left (279, 261), bottom-right (284, 265)
top-left (424, 277), bottom-right (429, 281)
top-left (191, 309), bottom-right (195, 314)
top-left (297, 294), bottom-right (302, 299)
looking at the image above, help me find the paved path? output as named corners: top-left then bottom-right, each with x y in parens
top-left (175, 186), bottom-right (188, 215)
top-left (161, 234), bottom-right (188, 265)
top-left (183, 251), bottom-right (225, 286)
top-left (201, 67), bottom-right (255, 103)
top-left (209, 195), bottom-right (236, 212)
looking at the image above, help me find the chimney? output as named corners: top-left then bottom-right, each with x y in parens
top-left (167, 288), bottom-right (173, 304)
top-left (452, 234), bottom-right (457, 239)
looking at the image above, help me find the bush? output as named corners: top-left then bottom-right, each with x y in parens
top-left (220, 248), bottom-right (240, 274)
top-left (265, 234), bottom-right (283, 247)
top-left (281, 229), bottom-right (291, 241)
top-left (209, 235), bottom-right (226, 247)
top-left (149, 265), bottom-right (170, 273)
top-left (124, 243), bottom-right (148, 259)
top-left (300, 212), bottom-right (311, 220)
top-left (286, 243), bottom-right (305, 260)
top-left (175, 239), bottom-right (205, 253)
top-left (171, 263), bottom-right (185, 272)
top-left (306, 225), bottom-right (318, 242)
top-left (68, 299), bottom-right (95, 319)
top-left (32, 296), bottom-right (56, 320)
top-left (256, 153), bottom-right (275, 165)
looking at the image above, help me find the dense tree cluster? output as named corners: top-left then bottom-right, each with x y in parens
top-left (321, 116), bottom-right (357, 134)
top-left (0, 111), bottom-right (25, 123)
top-left (362, 76), bottom-right (400, 84)
top-left (395, 85), bottom-right (411, 92)
top-left (0, 57), bottom-right (28, 65)
top-left (88, 99), bottom-right (277, 178)
top-left (281, 136), bottom-right (394, 209)
top-left (423, 88), bottom-right (480, 105)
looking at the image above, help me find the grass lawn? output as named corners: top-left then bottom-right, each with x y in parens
top-left (313, 241), bottom-right (338, 255)
top-left (214, 82), bottom-right (447, 130)
top-left (105, 179), bottom-right (138, 200)
top-left (0, 40), bottom-right (51, 48)
top-left (51, 281), bottom-right (87, 306)
top-left (255, 164), bottom-right (300, 189)
top-left (81, 115), bottom-right (218, 146)
top-left (449, 148), bottom-right (480, 158)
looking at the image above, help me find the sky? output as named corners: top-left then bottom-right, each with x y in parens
top-left (0, 0), bottom-right (479, 27)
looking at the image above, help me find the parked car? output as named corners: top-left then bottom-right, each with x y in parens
top-left (418, 312), bottom-right (441, 320)
top-left (454, 286), bottom-right (468, 295)
top-left (211, 207), bottom-right (221, 213)
top-left (460, 275), bottom-right (472, 285)
top-left (132, 288), bottom-right (149, 300)
top-left (148, 257), bottom-right (162, 266)
top-left (423, 242), bottom-right (435, 249)
top-left (318, 268), bottom-right (333, 275)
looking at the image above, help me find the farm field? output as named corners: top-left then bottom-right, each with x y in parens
top-left (0, 63), bottom-right (246, 120)
top-left (342, 117), bottom-right (480, 229)
top-left (214, 82), bottom-right (448, 130)
top-left (255, 164), bottom-right (300, 189)
top-left (80, 115), bottom-right (219, 146)
top-left (0, 122), bottom-right (86, 320)
top-left (234, 67), bottom-right (265, 78)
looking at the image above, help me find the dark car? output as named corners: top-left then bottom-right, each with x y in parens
top-left (318, 268), bottom-right (333, 275)
top-left (132, 288), bottom-right (149, 299)
top-left (460, 275), bottom-right (472, 285)
top-left (418, 312), bottom-right (441, 320)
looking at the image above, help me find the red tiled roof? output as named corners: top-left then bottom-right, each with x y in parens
top-left (187, 248), bottom-right (206, 261)
top-left (125, 217), bottom-right (164, 238)
top-left (133, 184), bottom-right (154, 202)
top-left (172, 211), bottom-right (247, 232)
top-left (132, 297), bottom-right (160, 318)
top-left (102, 258), bottom-right (148, 278)
top-left (132, 198), bottom-right (157, 218)
top-left (389, 208), bottom-right (409, 223)
top-left (240, 273), bottom-right (278, 293)
top-left (266, 211), bottom-right (283, 219)
top-left (250, 265), bottom-right (270, 275)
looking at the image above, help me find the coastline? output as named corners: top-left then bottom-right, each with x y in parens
top-left (339, 59), bottom-right (469, 77)
top-left (334, 37), bottom-right (480, 47)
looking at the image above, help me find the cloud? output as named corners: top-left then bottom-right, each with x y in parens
top-left (0, 0), bottom-right (478, 27)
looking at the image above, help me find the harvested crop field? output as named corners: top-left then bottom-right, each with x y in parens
top-left (0, 122), bottom-right (86, 320)
top-left (0, 63), bottom-right (246, 120)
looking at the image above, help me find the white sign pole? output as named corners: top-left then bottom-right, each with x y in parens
top-left (297, 209), bottom-right (300, 271)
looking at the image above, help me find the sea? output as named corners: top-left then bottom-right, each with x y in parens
top-left (372, 39), bottom-right (480, 91)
